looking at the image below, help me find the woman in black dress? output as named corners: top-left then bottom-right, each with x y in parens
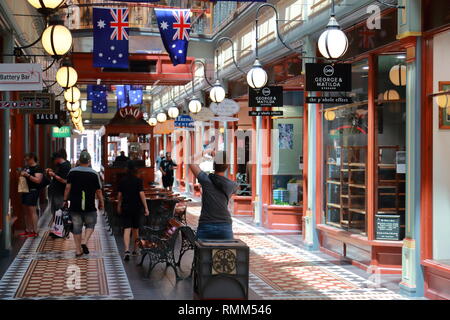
top-left (117, 162), bottom-right (149, 261)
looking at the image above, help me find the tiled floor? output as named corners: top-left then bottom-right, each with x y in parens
top-left (0, 198), bottom-right (412, 300)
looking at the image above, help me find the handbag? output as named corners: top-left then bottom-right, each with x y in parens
top-left (18, 176), bottom-right (29, 193)
top-left (50, 209), bottom-right (65, 238)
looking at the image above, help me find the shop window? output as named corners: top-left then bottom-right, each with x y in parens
top-left (271, 93), bottom-right (303, 206)
top-left (236, 130), bottom-right (252, 196)
top-left (323, 59), bottom-right (369, 234)
top-left (376, 54), bottom-right (406, 241)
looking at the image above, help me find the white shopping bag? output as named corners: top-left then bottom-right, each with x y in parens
top-left (51, 209), bottom-right (65, 238)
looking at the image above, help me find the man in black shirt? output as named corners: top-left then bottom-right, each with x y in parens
top-left (160, 152), bottom-right (177, 191)
top-left (64, 151), bottom-right (104, 257)
top-left (115, 151), bottom-right (129, 162)
top-left (47, 150), bottom-right (71, 218)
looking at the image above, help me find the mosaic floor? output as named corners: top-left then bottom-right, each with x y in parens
top-left (0, 211), bottom-right (133, 300)
top-left (187, 207), bottom-right (407, 300)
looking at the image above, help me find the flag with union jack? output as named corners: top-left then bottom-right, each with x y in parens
top-left (93, 7), bottom-right (129, 69)
top-left (154, 8), bottom-right (191, 66)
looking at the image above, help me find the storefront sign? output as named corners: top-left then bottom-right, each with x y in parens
top-left (154, 120), bottom-right (174, 135)
top-left (249, 110), bottom-right (283, 117)
top-left (306, 96), bottom-right (353, 104)
top-left (119, 106), bottom-right (142, 119)
top-left (175, 114), bottom-right (194, 128)
top-left (305, 63), bottom-right (352, 92)
top-left (0, 100), bottom-right (43, 109)
top-left (249, 86), bottom-right (283, 108)
top-left (210, 99), bottom-right (240, 116)
top-left (211, 116), bottom-right (238, 122)
top-left (51, 126), bottom-right (71, 138)
top-left (34, 101), bottom-right (62, 125)
top-left (375, 215), bottom-right (402, 241)
top-left (0, 63), bottom-right (42, 91)
top-left (19, 92), bottom-right (55, 114)
top-left (190, 107), bottom-right (214, 122)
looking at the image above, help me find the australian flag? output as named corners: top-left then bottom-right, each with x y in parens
top-left (92, 99), bottom-right (108, 114)
top-left (155, 9), bottom-right (191, 66)
top-left (87, 85), bottom-right (108, 101)
top-left (93, 7), bottom-right (129, 69)
top-left (116, 85), bottom-right (130, 108)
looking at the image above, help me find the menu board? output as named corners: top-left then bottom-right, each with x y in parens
top-left (375, 215), bottom-right (401, 241)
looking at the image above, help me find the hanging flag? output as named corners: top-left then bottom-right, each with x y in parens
top-left (129, 89), bottom-right (143, 105)
top-left (87, 85), bottom-right (108, 101)
top-left (93, 7), bottom-right (130, 69)
top-left (116, 85), bottom-right (130, 108)
top-left (155, 8), bottom-right (191, 66)
top-left (92, 99), bottom-right (108, 114)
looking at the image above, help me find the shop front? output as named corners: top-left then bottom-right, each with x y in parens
top-left (421, 0), bottom-right (450, 300)
top-left (314, 8), bottom-right (411, 274)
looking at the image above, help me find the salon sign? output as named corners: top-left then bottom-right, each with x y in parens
top-left (0, 64), bottom-right (43, 91)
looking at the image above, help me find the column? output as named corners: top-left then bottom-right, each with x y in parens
top-left (0, 32), bottom-right (13, 254)
top-left (302, 37), bottom-right (319, 250)
top-left (397, 0), bottom-right (424, 297)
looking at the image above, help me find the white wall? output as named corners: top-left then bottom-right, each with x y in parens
top-left (432, 30), bottom-right (450, 261)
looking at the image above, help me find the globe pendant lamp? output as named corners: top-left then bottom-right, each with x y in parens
top-left (148, 117), bottom-right (157, 126)
top-left (437, 92), bottom-right (450, 108)
top-left (383, 89), bottom-right (400, 101)
top-left (209, 80), bottom-right (226, 103)
top-left (188, 96), bottom-right (202, 114)
top-left (27, 0), bottom-right (66, 15)
top-left (168, 106), bottom-right (180, 118)
top-left (318, 13), bottom-right (348, 59)
top-left (157, 112), bottom-right (167, 123)
top-left (247, 59), bottom-right (268, 89)
top-left (64, 86), bottom-right (80, 103)
top-left (389, 64), bottom-right (407, 86)
top-left (56, 64), bottom-right (78, 88)
top-left (66, 101), bottom-right (80, 112)
top-left (71, 108), bottom-right (82, 118)
top-left (324, 110), bottom-right (336, 121)
top-left (41, 18), bottom-right (72, 58)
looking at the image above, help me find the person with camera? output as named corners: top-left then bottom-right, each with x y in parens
top-left (18, 153), bottom-right (44, 238)
top-left (47, 150), bottom-right (71, 219)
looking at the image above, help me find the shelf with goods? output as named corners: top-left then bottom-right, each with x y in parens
top-left (325, 146), bottom-right (367, 234)
top-left (376, 146), bottom-right (406, 239)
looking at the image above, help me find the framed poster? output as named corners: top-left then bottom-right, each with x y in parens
top-left (439, 82), bottom-right (450, 129)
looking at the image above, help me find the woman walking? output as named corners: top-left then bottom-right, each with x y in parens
top-left (19, 153), bottom-right (44, 238)
top-left (117, 162), bottom-right (149, 261)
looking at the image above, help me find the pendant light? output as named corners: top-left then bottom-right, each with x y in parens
top-left (157, 112), bottom-right (167, 123)
top-left (27, 0), bottom-right (66, 15)
top-left (318, 0), bottom-right (348, 59)
top-left (247, 59), bottom-right (268, 89)
top-left (324, 110), bottom-right (336, 121)
top-left (437, 92), bottom-right (450, 108)
top-left (66, 101), bottom-right (80, 112)
top-left (41, 17), bottom-right (72, 58)
top-left (64, 86), bottom-right (80, 103)
top-left (188, 96), bottom-right (202, 114)
top-left (383, 89), bottom-right (400, 101)
top-left (209, 80), bottom-right (226, 103)
top-left (389, 64), bottom-right (407, 86)
top-left (148, 117), bottom-right (157, 126)
top-left (168, 106), bottom-right (180, 119)
top-left (56, 60), bottom-right (78, 88)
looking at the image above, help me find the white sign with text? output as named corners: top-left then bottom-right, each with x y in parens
top-left (0, 64), bottom-right (43, 91)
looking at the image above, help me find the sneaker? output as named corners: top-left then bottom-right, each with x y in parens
top-left (132, 251), bottom-right (139, 256)
top-left (81, 244), bottom-right (89, 255)
top-left (18, 231), bottom-right (30, 237)
top-left (124, 251), bottom-right (130, 261)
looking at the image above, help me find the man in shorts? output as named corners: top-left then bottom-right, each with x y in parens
top-left (63, 151), bottom-right (104, 257)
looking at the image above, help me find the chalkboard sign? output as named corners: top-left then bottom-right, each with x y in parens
top-left (375, 215), bottom-right (402, 240)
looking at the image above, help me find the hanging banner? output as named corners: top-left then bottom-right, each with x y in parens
top-left (305, 63), bottom-right (352, 92)
top-left (210, 99), bottom-right (240, 116)
top-left (175, 114), bottom-right (195, 128)
top-left (0, 64), bottom-right (42, 92)
top-left (249, 86), bottom-right (283, 108)
top-left (154, 120), bottom-right (175, 135)
top-left (190, 107), bottom-right (214, 122)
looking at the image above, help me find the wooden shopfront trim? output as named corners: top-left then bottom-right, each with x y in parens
top-left (420, 24), bottom-right (450, 300)
top-left (314, 36), bottom-right (417, 273)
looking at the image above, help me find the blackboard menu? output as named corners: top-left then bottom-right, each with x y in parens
top-left (375, 215), bottom-right (401, 241)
